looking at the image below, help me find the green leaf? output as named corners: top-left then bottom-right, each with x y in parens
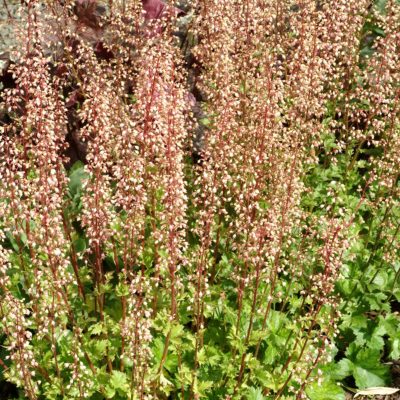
top-left (159, 372), bottom-right (173, 387)
top-left (104, 386), bottom-right (116, 399)
top-left (263, 341), bottom-right (279, 365)
top-left (5, 232), bottom-right (20, 252)
top-left (364, 292), bottom-right (389, 311)
top-left (252, 369), bottom-right (280, 392)
top-left (199, 117), bottom-right (211, 127)
top-left (68, 161), bottom-right (88, 197)
top-left (152, 337), bottom-right (178, 372)
top-left (73, 237), bottom-right (86, 253)
top-left (375, 0), bottom-right (388, 14)
top-left (246, 387), bottom-right (266, 400)
top-left (115, 282), bottom-right (129, 297)
top-left (89, 322), bottom-right (105, 336)
top-left (197, 348), bottom-right (207, 365)
top-left (110, 371), bottom-right (128, 389)
top-left (352, 349), bottom-right (390, 389)
top-left (353, 366), bottom-right (388, 389)
top-left (197, 381), bottom-right (213, 397)
top-left (169, 323), bottom-right (184, 345)
top-left (93, 339), bottom-right (109, 358)
top-left (106, 370), bottom-right (129, 397)
top-left (305, 380), bottom-right (345, 400)
top-left (328, 359), bottom-right (353, 381)
top-left (389, 338), bottom-right (400, 360)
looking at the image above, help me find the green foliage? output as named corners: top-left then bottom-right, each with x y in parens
top-left (303, 135), bottom-right (399, 397)
top-left (305, 380), bottom-right (345, 400)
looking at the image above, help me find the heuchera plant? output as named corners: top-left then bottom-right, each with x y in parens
top-left (0, 0), bottom-right (399, 399)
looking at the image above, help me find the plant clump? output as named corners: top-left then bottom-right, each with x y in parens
top-left (0, 0), bottom-right (399, 399)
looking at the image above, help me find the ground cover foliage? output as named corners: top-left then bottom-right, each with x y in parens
top-left (0, 0), bottom-right (399, 399)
